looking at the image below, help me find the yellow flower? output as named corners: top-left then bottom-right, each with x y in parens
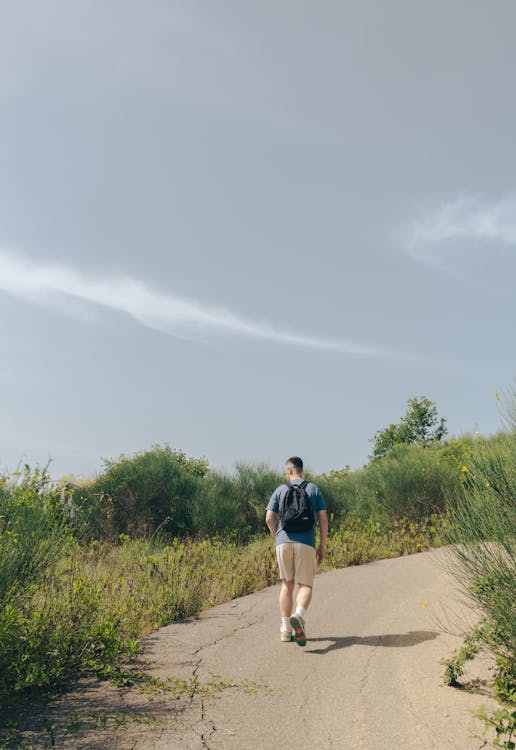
top-left (461, 465), bottom-right (469, 473)
top-left (420, 600), bottom-right (429, 608)
top-left (494, 391), bottom-right (500, 399)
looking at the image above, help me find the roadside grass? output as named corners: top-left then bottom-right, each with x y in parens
top-left (443, 395), bottom-right (515, 749)
top-left (445, 430), bottom-right (515, 701)
top-left (0, 513), bottom-right (447, 711)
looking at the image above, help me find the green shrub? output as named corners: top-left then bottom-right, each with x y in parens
top-left (233, 462), bottom-right (284, 531)
top-left (71, 444), bottom-right (208, 540)
top-left (360, 442), bottom-right (461, 520)
top-left (191, 471), bottom-right (243, 537)
top-left (316, 440), bottom-right (475, 522)
top-left (310, 468), bottom-right (353, 518)
top-left (191, 463), bottom-right (283, 539)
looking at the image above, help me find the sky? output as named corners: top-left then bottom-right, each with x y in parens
top-left (1, 0), bottom-right (515, 479)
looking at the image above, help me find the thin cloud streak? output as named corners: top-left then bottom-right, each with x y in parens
top-left (0, 250), bottom-right (382, 356)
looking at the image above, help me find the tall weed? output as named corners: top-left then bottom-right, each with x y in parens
top-left (0, 465), bottom-right (70, 603)
top-left (447, 426), bottom-right (516, 701)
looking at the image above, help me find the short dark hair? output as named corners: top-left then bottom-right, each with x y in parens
top-left (286, 456), bottom-right (303, 473)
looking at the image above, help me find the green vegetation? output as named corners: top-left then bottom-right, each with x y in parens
top-left (445, 433), bottom-right (515, 700)
top-left (477, 705), bottom-right (516, 749)
top-left (0, 389), bottom-right (514, 750)
top-left (442, 392), bottom-right (516, 748)
top-left (70, 445), bottom-right (210, 540)
top-left (0, 511), bottom-right (446, 710)
top-left (321, 441), bottom-right (462, 520)
top-left (370, 395), bottom-right (448, 459)
top-left (70, 448), bottom-right (283, 541)
top-left (0, 466), bottom-right (71, 603)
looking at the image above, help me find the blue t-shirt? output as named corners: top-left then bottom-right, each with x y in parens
top-left (266, 478), bottom-right (326, 548)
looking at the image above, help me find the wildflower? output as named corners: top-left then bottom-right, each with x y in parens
top-left (420, 600), bottom-right (429, 608)
top-left (494, 391), bottom-right (500, 399)
top-left (461, 466), bottom-right (469, 473)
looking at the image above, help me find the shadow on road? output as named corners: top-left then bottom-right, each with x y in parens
top-left (306, 630), bottom-right (440, 654)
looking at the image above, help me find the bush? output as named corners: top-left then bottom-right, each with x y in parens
top-left (71, 444), bottom-right (208, 540)
top-left (310, 467), bottom-right (354, 519)
top-left (363, 443), bottom-right (462, 520)
top-left (233, 463), bottom-right (284, 532)
top-left (191, 471), bottom-right (243, 537)
top-left (190, 463), bottom-right (283, 539)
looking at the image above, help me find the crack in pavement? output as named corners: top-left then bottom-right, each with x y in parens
top-left (183, 615), bottom-right (264, 749)
top-left (191, 655), bottom-right (216, 749)
top-left (358, 636), bottom-right (381, 695)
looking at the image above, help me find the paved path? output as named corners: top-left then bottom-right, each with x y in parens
top-left (13, 548), bottom-right (497, 749)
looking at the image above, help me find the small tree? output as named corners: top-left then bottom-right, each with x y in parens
top-left (370, 396), bottom-right (447, 460)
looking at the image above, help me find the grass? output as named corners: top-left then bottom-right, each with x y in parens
top-left (443, 393), bottom-right (516, 748)
top-left (445, 430), bottom-right (516, 703)
top-left (0, 513), bottom-right (447, 710)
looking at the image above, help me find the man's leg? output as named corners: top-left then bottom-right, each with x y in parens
top-left (276, 544), bottom-right (296, 641)
top-left (295, 583), bottom-right (313, 612)
top-left (279, 578), bottom-right (295, 617)
top-left (290, 544), bottom-right (316, 647)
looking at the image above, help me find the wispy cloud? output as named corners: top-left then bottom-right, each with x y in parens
top-left (0, 250), bottom-right (382, 356)
top-left (404, 192), bottom-right (516, 279)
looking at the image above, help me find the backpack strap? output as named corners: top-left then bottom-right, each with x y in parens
top-left (279, 482), bottom-right (291, 513)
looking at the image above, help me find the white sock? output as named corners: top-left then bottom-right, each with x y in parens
top-left (281, 616), bottom-right (291, 630)
top-left (294, 605), bottom-right (306, 620)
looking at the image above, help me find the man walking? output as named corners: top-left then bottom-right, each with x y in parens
top-left (265, 456), bottom-right (328, 646)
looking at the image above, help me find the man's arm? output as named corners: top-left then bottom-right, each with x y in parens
top-left (316, 509), bottom-right (328, 564)
top-left (265, 509), bottom-right (278, 539)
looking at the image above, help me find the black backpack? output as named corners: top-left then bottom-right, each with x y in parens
top-left (279, 481), bottom-right (315, 532)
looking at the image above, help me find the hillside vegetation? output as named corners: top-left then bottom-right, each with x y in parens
top-left (0, 395), bottom-right (514, 728)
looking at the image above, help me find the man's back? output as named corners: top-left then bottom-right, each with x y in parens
top-left (266, 477), bottom-right (325, 548)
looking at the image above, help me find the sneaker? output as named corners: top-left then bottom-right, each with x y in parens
top-left (289, 614), bottom-right (307, 647)
top-left (280, 629), bottom-right (293, 642)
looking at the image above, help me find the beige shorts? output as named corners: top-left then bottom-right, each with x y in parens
top-left (276, 543), bottom-right (316, 587)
